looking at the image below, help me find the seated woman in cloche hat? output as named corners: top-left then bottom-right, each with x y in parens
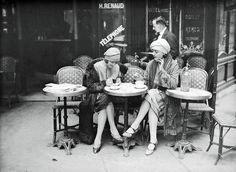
top-left (80, 47), bottom-right (126, 154)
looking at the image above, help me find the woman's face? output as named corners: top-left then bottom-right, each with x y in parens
top-left (105, 59), bottom-right (117, 69)
top-left (151, 49), bottom-right (164, 62)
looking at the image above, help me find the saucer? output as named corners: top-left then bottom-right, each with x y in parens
top-left (134, 85), bottom-right (146, 89)
top-left (110, 86), bottom-right (121, 90)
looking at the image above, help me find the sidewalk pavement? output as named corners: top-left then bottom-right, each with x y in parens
top-left (0, 87), bottom-right (236, 172)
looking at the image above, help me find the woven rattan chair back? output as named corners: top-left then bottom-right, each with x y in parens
top-left (123, 66), bottom-right (144, 83)
top-left (188, 56), bottom-right (207, 69)
top-left (0, 56), bottom-right (18, 107)
top-left (56, 66), bottom-right (84, 85)
top-left (73, 55), bottom-right (93, 72)
top-left (188, 68), bottom-right (208, 90)
top-left (0, 56), bottom-right (17, 73)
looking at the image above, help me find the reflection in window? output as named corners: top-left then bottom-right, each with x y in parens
top-left (229, 10), bottom-right (235, 53)
top-left (2, 8), bottom-right (7, 17)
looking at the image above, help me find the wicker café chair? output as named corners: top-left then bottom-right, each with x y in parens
top-left (123, 65), bottom-right (144, 83)
top-left (73, 55), bottom-right (93, 73)
top-left (206, 113), bottom-right (236, 165)
top-left (181, 68), bottom-right (214, 134)
top-left (0, 56), bottom-right (18, 107)
top-left (52, 66), bottom-right (84, 144)
top-left (187, 56), bottom-right (207, 70)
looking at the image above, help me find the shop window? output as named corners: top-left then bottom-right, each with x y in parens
top-left (180, 0), bottom-right (205, 55)
top-left (228, 10), bottom-right (235, 53)
top-left (147, 0), bottom-right (170, 46)
top-left (98, 0), bottom-right (126, 56)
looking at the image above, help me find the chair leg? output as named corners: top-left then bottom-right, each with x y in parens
top-left (143, 115), bottom-right (149, 133)
top-left (208, 112), bottom-right (214, 136)
top-left (215, 125), bottom-right (223, 165)
top-left (114, 109), bottom-right (120, 127)
top-left (7, 94), bottom-right (11, 108)
top-left (58, 108), bottom-right (62, 130)
top-left (206, 116), bottom-right (215, 152)
top-left (143, 115), bottom-right (149, 144)
top-left (53, 107), bottom-right (57, 144)
top-left (200, 112), bottom-right (206, 130)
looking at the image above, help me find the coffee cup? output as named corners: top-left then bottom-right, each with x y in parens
top-left (135, 80), bottom-right (144, 86)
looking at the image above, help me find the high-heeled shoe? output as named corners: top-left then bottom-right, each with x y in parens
top-left (122, 127), bottom-right (138, 138)
top-left (145, 141), bottom-right (158, 156)
top-left (93, 144), bottom-right (102, 154)
top-left (111, 134), bottom-right (124, 144)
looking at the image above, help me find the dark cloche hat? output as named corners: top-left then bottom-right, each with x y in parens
top-left (154, 16), bottom-right (167, 26)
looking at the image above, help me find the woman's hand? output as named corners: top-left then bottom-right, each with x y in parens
top-left (106, 78), bottom-right (113, 86)
top-left (134, 73), bottom-right (144, 81)
top-left (157, 58), bottom-right (164, 71)
top-left (153, 51), bottom-right (164, 70)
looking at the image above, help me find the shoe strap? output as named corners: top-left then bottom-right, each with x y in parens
top-left (147, 143), bottom-right (156, 150)
top-left (130, 126), bottom-right (138, 133)
top-left (148, 141), bottom-right (158, 147)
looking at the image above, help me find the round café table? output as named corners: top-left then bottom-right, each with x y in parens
top-left (43, 84), bottom-right (87, 155)
top-left (104, 82), bottom-right (148, 156)
top-left (166, 87), bottom-right (212, 158)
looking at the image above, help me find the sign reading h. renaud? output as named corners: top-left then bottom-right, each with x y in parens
top-left (99, 3), bottom-right (124, 9)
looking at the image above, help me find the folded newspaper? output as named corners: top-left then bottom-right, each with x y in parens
top-left (45, 83), bottom-right (82, 92)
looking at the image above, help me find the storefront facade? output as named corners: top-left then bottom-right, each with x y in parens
top-left (1, 0), bottom-right (235, 95)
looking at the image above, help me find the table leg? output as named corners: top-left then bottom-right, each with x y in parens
top-left (63, 97), bottom-right (68, 137)
top-left (173, 102), bottom-right (199, 158)
top-left (123, 97), bottom-right (129, 157)
top-left (53, 107), bottom-right (57, 144)
top-left (48, 107), bottom-right (58, 147)
top-left (182, 102), bottom-right (188, 140)
top-left (56, 97), bottom-right (77, 155)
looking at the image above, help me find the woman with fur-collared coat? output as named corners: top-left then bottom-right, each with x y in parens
top-left (79, 47), bottom-right (127, 153)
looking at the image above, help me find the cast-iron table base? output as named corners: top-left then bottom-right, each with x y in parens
top-left (171, 139), bottom-right (201, 159)
top-left (57, 137), bottom-right (77, 155)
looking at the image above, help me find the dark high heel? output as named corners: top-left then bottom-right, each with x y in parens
top-left (122, 127), bottom-right (138, 138)
top-left (93, 144), bottom-right (102, 154)
top-left (111, 134), bottom-right (124, 144)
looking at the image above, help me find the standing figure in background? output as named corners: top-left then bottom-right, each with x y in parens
top-left (152, 16), bottom-right (179, 59)
top-left (140, 16), bottom-right (179, 69)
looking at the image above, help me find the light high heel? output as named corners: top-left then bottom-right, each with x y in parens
top-left (145, 141), bottom-right (158, 156)
top-left (122, 127), bottom-right (138, 138)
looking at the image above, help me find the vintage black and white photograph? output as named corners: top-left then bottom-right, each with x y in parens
top-left (0, 0), bottom-right (236, 171)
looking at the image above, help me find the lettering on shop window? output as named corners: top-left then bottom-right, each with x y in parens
top-left (99, 25), bottom-right (125, 46)
top-left (148, 8), bottom-right (168, 13)
top-left (99, 3), bottom-right (124, 9)
top-left (185, 37), bottom-right (199, 41)
top-left (185, 27), bottom-right (201, 33)
top-left (181, 6), bottom-right (204, 54)
top-left (184, 14), bottom-right (200, 20)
